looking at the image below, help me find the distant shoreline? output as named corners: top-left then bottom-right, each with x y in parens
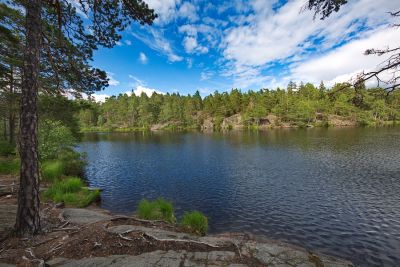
top-left (80, 120), bottom-right (399, 133)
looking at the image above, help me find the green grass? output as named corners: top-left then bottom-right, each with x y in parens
top-left (43, 177), bottom-right (100, 207)
top-left (0, 157), bottom-right (19, 174)
top-left (181, 211), bottom-right (208, 236)
top-left (137, 198), bottom-right (176, 223)
top-left (41, 160), bottom-right (64, 182)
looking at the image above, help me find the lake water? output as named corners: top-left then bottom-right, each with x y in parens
top-left (78, 127), bottom-right (400, 266)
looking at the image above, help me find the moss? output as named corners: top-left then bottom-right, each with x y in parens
top-left (181, 211), bottom-right (208, 236)
top-left (137, 198), bottom-right (176, 223)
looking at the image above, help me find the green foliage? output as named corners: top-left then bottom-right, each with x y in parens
top-left (181, 211), bottom-right (208, 236)
top-left (57, 148), bottom-right (86, 177)
top-left (39, 120), bottom-right (76, 161)
top-left (43, 177), bottom-right (99, 207)
top-left (0, 140), bottom-right (15, 156)
top-left (0, 157), bottom-right (19, 174)
top-left (41, 160), bottom-right (64, 182)
top-left (75, 83), bottom-right (400, 131)
top-left (137, 198), bottom-right (176, 223)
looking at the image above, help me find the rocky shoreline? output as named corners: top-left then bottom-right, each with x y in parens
top-left (0, 175), bottom-right (353, 267)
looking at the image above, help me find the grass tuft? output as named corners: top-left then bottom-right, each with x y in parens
top-left (181, 211), bottom-right (208, 236)
top-left (41, 160), bottom-right (64, 182)
top-left (43, 177), bottom-right (99, 207)
top-left (137, 198), bottom-right (176, 223)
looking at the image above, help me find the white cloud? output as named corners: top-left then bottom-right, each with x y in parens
top-left (91, 94), bottom-right (110, 103)
top-left (183, 36), bottom-right (208, 54)
top-left (125, 40), bottom-right (132, 46)
top-left (200, 70), bottom-right (213, 81)
top-left (220, 0), bottom-right (400, 89)
top-left (178, 2), bottom-right (198, 22)
top-left (143, 0), bottom-right (181, 24)
top-left (132, 29), bottom-right (183, 62)
top-left (107, 72), bottom-right (120, 86)
top-left (132, 85), bottom-right (165, 97)
top-left (79, 92), bottom-right (109, 103)
top-left (291, 27), bottom-right (400, 87)
top-left (139, 52), bottom-right (148, 64)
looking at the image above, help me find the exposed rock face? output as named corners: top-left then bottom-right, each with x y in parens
top-left (62, 208), bottom-right (111, 224)
top-left (201, 118), bottom-right (214, 132)
top-left (328, 115), bottom-right (357, 127)
top-left (47, 250), bottom-right (239, 267)
top-left (221, 114), bottom-right (243, 130)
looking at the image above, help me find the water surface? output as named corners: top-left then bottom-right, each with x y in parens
top-left (78, 127), bottom-right (400, 266)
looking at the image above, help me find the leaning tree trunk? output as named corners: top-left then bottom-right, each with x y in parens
top-left (15, 0), bottom-right (42, 235)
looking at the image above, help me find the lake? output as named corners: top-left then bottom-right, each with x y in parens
top-left (78, 127), bottom-right (400, 266)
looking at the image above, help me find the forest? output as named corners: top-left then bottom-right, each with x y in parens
top-left (76, 82), bottom-right (400, 132)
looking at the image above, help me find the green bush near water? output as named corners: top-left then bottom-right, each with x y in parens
top-left (137, 198), bottom-right (176, 223)
top-left (41, 160), bottom-right (64, 182)
top-left (181, 211), bottom-right (208, 236)
top-left (43, 177), bottom-right (100, 207)
top-left (0, 157), bottom-right (19, 174)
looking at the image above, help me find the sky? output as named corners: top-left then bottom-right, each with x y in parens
top-left (88, 0), bottom-right (400, 101)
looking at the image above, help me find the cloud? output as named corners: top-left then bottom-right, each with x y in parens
top-left (91, 94), bottom-right (110, 103)
top-left (178, 2), bottom-right (198, 22)
top-left (143, 0), bottom-right (181, 24)
top-left (139, 52), bottom-right (148, 64)
top-left (183, 36), bottom-right (208, 54)
top-left (132, 29), bottom-right (183, 62)
top-left (128, 85), bottom-right (165, 97)
top-left (107, 72), bottom-right (120, 86)
top-left (125, 40), bottom-right (132, 46)
top-left (290, 27), bottom-right (400, 87)
top-left (220, 0), bottom-right (400, 89)
top-left (200, 70), bottom-right (213, 81)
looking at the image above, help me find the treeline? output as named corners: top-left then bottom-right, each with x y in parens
top-left (77, 82), bottom-right (400, 131)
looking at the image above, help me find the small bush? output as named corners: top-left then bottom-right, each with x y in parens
top-left (43, 177), bottom-right (99, 207)
top-left (41, 160), bottom-right (64, 182)
top-left (137, 198), bottom-right (176, 223)
top-left (0, 157), bottom-right (19, 174)
top-left (0, 141), bottom-right (15, 156)
top-left (57, 148), bottom-right (86, 177)
top-left (181, 211), bottom-right (208, 236)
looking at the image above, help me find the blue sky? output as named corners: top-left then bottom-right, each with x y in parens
top-left (88, 0), bottom-right (400, 101)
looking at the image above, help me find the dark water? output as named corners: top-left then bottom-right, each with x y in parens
top-left (78, 128), bottom-right (400, 266)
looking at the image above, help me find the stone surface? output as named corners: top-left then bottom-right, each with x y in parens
top-left (62, 208), bottom-right (111, 224)
top-left (0, 263), bottom-right (16, 267)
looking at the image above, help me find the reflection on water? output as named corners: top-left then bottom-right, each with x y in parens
top-left (78, 127), bottom-right (400, 266)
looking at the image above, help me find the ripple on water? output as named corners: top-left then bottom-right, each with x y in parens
top-left (79, 128), bottom-right (400, 266)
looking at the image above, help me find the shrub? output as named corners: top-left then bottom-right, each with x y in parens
top-left (0, 140), bottom-right (15, 156)
top-left (41, 160), bottom-right (64, 182)
top-left (0, 158), bottom-right (19, 174)
top-left (181, 211), bottom-right (208, 236)
top-left (57, 148), bottom-right (86, 177)
top-left (137, 198), bottom-right (176, 223)
top-left (39, 119), bottom-right (76, 160)
top-left (43, 177), bottom-right (99, 207)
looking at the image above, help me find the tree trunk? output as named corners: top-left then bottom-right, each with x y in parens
top-left (15, 0), bottom-right (42, 235)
